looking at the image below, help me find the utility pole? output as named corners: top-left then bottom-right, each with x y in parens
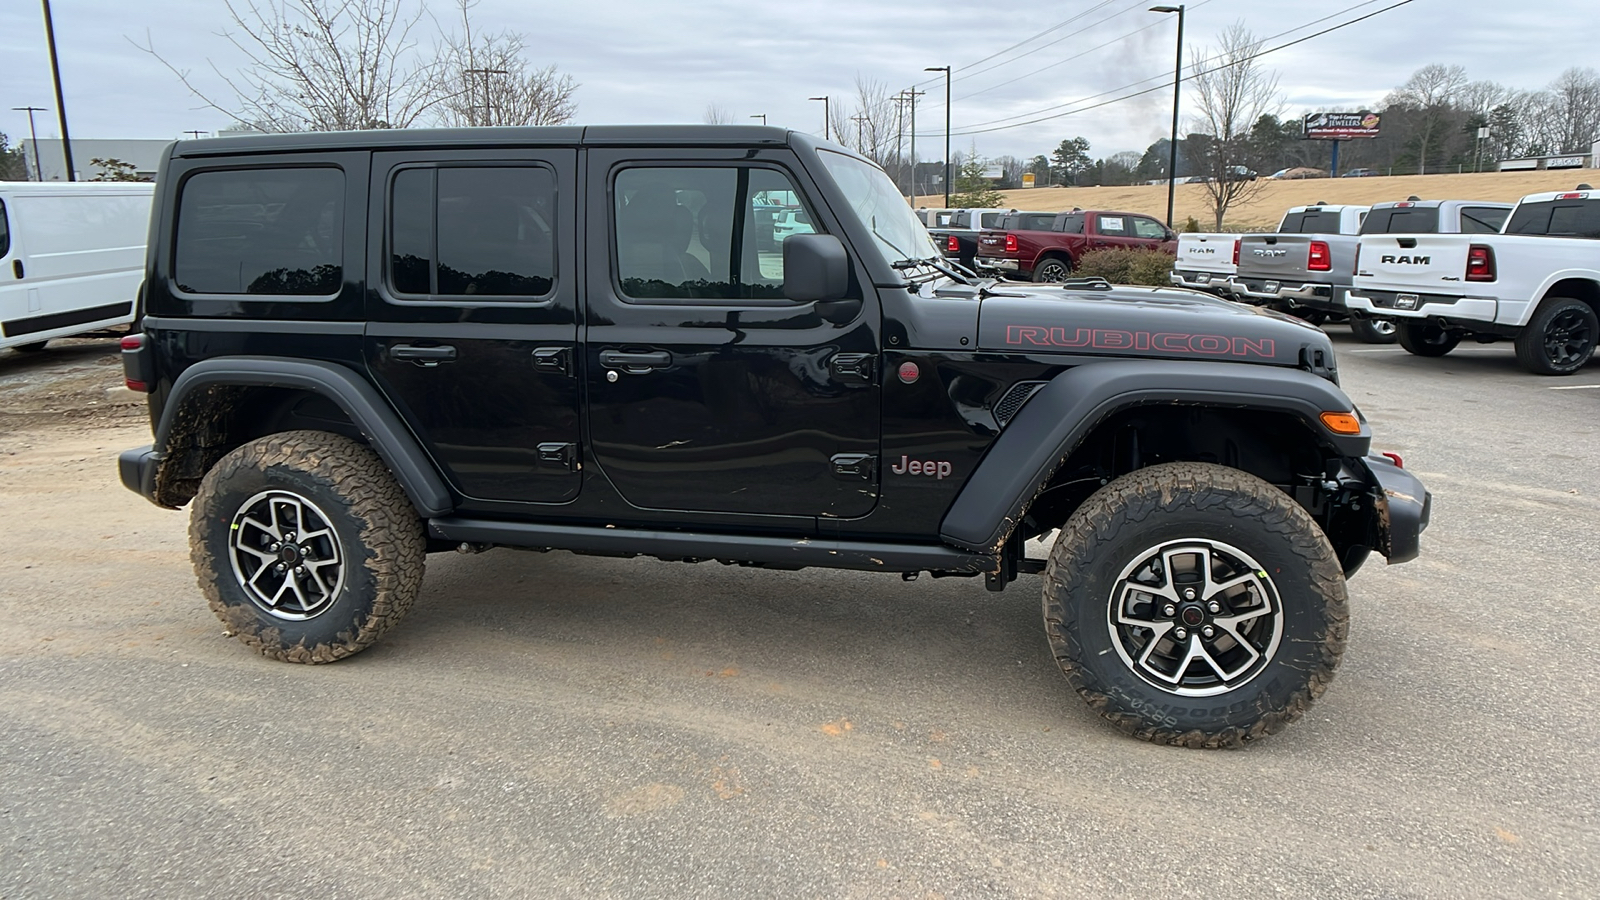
top-left (462, 67), bottom-right (508, 125)
top-left (808, 96), bottom-right (829, 141)
top-left (40, 0), bottom-right (75, 180)
top-left (750, 114), bottom-right (767, 126)
top-left (1151, 4), bottom-right (1186, 228)
top-left (925, 66), bottom-right (952, 207)
top-left (850, 115), bottom-right (867, 153)
top-left (893, 91), bottom-right (908, 197)
top-left (905, 88), bottom-right (926, 205)
top-left (12, 106), bottom-right (46, 181)
top-left (183, 130), bottom-right (206, 140)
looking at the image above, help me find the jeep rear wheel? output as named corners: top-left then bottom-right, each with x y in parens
top-left (1515, 297), bottom-right (1597, 376)
top-left (1042, 462), bottom-right (1348, 748)
top-left (1397, 320), bottom-right (1460, 357)
top-left (1350, 315), bottom-right (1398, 344)
top-left (1032, 257), bottom-right (1073, 283)
top-left (190, 430), bottom-right (426, 663)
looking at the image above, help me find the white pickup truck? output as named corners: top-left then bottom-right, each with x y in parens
top-left (1348, 186), bottom-right (1599, 375)
top-left (1169, 232), bottom-right (1240, 296)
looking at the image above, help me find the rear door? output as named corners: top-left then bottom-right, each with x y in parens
top-left (582, 147), bottom-right (881, 520)
top-left (365, 148), bottom-right (582, 506)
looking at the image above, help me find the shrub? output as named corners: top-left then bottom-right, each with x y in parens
top-left (1073, 248), bottom-right (1175, 286)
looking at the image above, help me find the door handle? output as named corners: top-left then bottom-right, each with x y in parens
top-left (11, 259), bottom-right (22, 279)
top-left (390, 344), bottom-right (457, 366)
top-left (599, 349), bottom-right (672, 374)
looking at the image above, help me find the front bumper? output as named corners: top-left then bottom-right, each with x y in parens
top-left (1347, 290), bottom-right (1497, 324)
top-left (1359, 453), bottom-right (1430, 565)
top-left (119, 445), bottom-right (162, 505)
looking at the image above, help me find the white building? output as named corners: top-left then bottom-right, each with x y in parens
top-left (20, 139), bottom-right (171, 181)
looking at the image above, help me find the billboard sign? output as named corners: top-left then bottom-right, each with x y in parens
top-left (1304, 111), bottom-right (1382, 140)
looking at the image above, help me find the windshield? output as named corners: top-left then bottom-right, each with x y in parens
top-left (817, 150), bottom-right (941, 265)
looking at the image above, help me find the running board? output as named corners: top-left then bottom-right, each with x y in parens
top-left (428, 517), bottom-right (994, 575)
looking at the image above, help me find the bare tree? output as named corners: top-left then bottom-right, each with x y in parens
top-left (1189, 23), bottom-right (1283, 229)
top-left (435, 1), bottom-right (576, 126)
top-left (1385, 64), bottom-right (1468, 174)
top-left (702, 104), bottom-right (734, 125)
top-left (136, 0), bottom-right (448, 132)
top-left (828, 75), bottom-right (900, 170)
top-left (1546, 67), bottom-right (1600, 154)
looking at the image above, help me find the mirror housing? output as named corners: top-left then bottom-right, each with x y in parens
top-left (783, 233), bottom-right (850, 303)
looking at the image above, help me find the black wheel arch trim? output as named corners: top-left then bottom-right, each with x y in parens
top-left (153, 356), bottom-right (454, 516)
top-left (939, 360), bottom-right (1371, 553)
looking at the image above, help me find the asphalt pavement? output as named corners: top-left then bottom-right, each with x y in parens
top-left (1, 334), bottom-right (1595, 899)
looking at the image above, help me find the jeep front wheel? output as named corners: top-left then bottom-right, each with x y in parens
top-left (1042, 462), bottom-right (1348, 748)
top-left (189, 430), bottom-right (426, 663)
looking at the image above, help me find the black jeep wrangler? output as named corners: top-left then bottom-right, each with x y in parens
top-left (118, 126), bottom-right (1429, 748)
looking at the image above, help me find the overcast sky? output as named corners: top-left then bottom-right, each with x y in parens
top-left (2, 0), bottom-right (1594, 162)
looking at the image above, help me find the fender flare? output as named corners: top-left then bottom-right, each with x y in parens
top-left (154, 356), bottom-right (454, 517)
top-left (939, 360), bottom-right (1369, 552)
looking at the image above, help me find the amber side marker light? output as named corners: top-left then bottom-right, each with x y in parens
top-left (1319, 411), bottom-right (1363, 435)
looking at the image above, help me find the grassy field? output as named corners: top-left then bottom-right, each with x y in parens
top-left (916, 169), bottom-right (1597, 230)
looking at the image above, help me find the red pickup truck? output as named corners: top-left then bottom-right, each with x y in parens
top-left (977, 209), bottom-right (1177, 282)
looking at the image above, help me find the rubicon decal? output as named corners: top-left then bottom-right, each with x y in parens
top-left (890, 455), bottom-right (953, 479)
top-left (1005, 326), bottom-right (1276, 359)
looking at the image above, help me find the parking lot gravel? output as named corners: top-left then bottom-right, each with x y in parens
top-left (1, 335), bottom-right (1595, 899)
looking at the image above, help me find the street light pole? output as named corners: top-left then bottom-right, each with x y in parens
top-left (12, 106), bottom-right (46, 181)
top-left (750, 114), bottom-right (767, 126)
top-left (907, 88), bottom-right (924, 205)
top-left (925, 66), bottom-right (951, 207)
top-left (809, 96), bottom-right (829, 141)
top-left (40, 0), bottom-right (76, 180)
top-left (1151, 5), bottom-right (1185, 228)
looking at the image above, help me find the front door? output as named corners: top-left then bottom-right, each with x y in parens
top-left (583, 150), bottom-right (881, 519)
top-left (365, 149), bottom-right (582, 506)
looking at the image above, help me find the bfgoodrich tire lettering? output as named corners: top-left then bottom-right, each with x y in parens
top-left (1041, 462), bottom-right (1348, 748)
top-left (190, 430), bottom-right (425, 663)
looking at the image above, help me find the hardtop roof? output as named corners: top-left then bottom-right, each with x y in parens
top-left (172, 124), bottom-right (800, 158)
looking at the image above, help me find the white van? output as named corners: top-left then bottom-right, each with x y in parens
top-left (1, 181), bottom-right (154, 352)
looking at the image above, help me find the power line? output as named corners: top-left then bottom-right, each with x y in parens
top-left (912, 0), bottom-right (1128, 90)
top-left (947, 0), bottom-right (1415, 137)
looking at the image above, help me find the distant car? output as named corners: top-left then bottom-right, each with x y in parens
top-left (1271, 167), bottom-right (1326, 180)
top-left (1342, 168), bottom-right (1377, 178)
top-left (771, 208), bottom-right (812, 241)
top-left (1225, 166), bottom-right (1258, 182)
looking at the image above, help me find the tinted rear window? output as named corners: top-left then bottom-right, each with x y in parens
top-left (1506, 200), bottom-right (1600, 238)
top-left (0, 199), bottom-right (7, 258)
top-left (1460, 206), bottom-right (1509, 233)
top-left (389, 165), bottom-right (557, 299)
top-left (1005, 213), bottom-right (1057, 231)
top-left (1058, 214), bottom-right (1084, 234)
top-left (1361, 207), bottom-right (1439, 234)
top-left (175, 168), bottom-right (343, 295)
top-left (1279, 210), bottom-right (1343, 233)
top-left (979, 213), bottom-right (1004, 228)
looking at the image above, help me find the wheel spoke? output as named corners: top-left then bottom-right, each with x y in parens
top-left (240, 515), bottom-right (278, 541)
top-left (1137, 624), bottom-right (1181, 681)
top-left (237, 543), bottom-right (277, 563)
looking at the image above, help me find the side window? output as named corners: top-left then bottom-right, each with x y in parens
top-left (1098, 216), bottom-right (1128, 236)
top-left (387, 165), bottom-right (556, 299)
top-left (1461, 207), bottom-right (1509, 234)
top-left (1132, 217), bottom-right (1168, 239)
top-left (1057, 214), bottom-right (1085, 234)
top-left (952, 211), bottom-right (971, 228)
top-left (0, 198), bottom-right (8, 258)
top-left (1545, 203), bottom-right (1600, 239)
top-left (174, 168), bottom-right (343, 295)
top-left (614, 166), bottom-right (816, 302)
top-left (980, 212), bottom-right (1004, 228)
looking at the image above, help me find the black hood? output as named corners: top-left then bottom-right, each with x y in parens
top-left (975, 283), bottom-right (1335, 374)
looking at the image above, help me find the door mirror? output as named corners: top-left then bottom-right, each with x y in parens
top-left (783, 233), bottom-right (849, 303)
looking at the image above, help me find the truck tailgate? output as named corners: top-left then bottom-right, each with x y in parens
top-left (1354, 234), bottom-right (1473, 289)
top-left (1175, 233), bottom-right (1237, 275)
top-left (1236, 235), bottom-right (1313, 280)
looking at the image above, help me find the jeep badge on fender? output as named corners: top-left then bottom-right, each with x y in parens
top-left (118, 124), bottom-right (1430, 749)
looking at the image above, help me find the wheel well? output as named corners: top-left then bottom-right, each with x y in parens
top-left (1037, 251), bottom-right (1074, 269)
top-left (153, 386), bottom-right (362, 507)
top-left (1543, 278), bottom-right (1600, 315)
top-left (1019, 405), bottom-right (1335, 540)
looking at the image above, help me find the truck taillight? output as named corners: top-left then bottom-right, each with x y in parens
top-left (1466, 244), bottom-right (1496, 281)
top-left (1232, 239), bottom-right (1240, 266)
top-left (1308, 240), bottom-right (1332, 271)
top-left (1353, 243), bottom-right (1361, 275)
top-left (946, 235), bottom-right (960, 253)
top-left (1005, 234), bottom-right (1019, 253)
top-left (1557, 192), bottom-right (1588, 200)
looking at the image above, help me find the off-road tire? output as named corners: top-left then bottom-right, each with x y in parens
top-left (190, 430), bottom-right (425, 663)
top-left (1514, 297), bottom-right (1597, 376)
top-left (1397, 320), bottom-right (1460, 357)
top-left (1032, 256), bottom-right (1073, 283)
top-left (1041, 462), bottom-right (1348, 749)
top-left (12, 341), bottom-right (49, 352)
top-left (1350, 315), bottom-right (1398, 344)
